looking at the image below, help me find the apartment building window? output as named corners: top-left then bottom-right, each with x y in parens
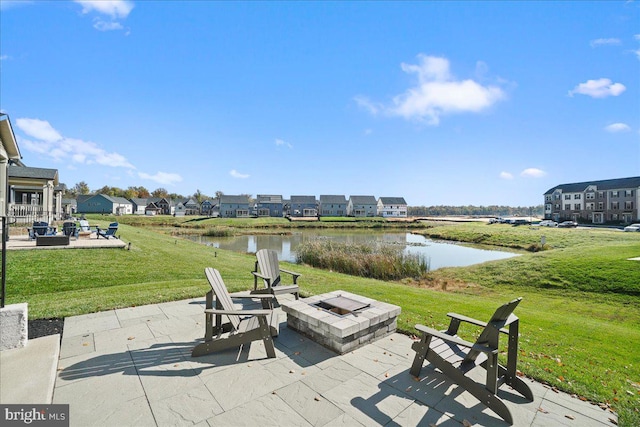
top-left (545, 195), bottom-right (552, 202)
top-left (564, 194), bottom-right (571, 200)
top-left (555, 204), bottom-right (560, 209)
top-left (625, 190), bottom-right (634, 197)
top-left (586, 193), bottom-right (595, 200)
top-left (574, 203), bottom-right (581, 210)
top-left (611, 191), bottom-right (619, 197)
top-left (586, 203), bottom-right (594, 210)
top-left (611, 214), bottom-right (618, 221)
top-left (611, 201), bottom-right (619, 210)
top-left (564, 204), bottom-right (571, 210)
top-left (598, 202), bottom-right (604, 210)
top-left (598, 191), bottom-right (604, 198)
top-left (625, 201), bottom-right (634, 210)
top-left (574, 194), bottom-right (581, 199)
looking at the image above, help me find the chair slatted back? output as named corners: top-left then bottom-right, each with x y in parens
top-left (464, 297), bottom-right (522, 364)
top-left (256, 249), bottom-right (281, 286)
top-left (205, 268), bottom-right (241, 331)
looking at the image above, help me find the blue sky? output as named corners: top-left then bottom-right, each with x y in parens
top-left (1, 1), bottom-right (638, 206)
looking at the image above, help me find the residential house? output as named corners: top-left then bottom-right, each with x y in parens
top-left (145, 202), bottom-right (162, 216)
top-left (347, 195), bottom-right (377, 217)
top-left (219, 195), bottom-right (251, 218)
top-left (8, 164), bottom-right (62, 224)
top-left (289, 196), bottom-right (317, 217)
top-left (77, 194), bottom-right (133, 215)
top-left (174, 202), bottom-right (186, 217)
top-left (319, 195), bottom-right (347, 217)
top-left (156, 198), bottom-right (174, 215)
top-left (130, 198), bottom-right (148, 215)
top-left (0, 114), bottom-right (21, 221)
top-left (181, 198), bottom-right (200, 215)
top-left (544, 176), bottom-right (640, 224)
top-left (200, 198), bottom-right (218, 216)
top-left (61, 198), bottom-right (77, 218)
top-left (377, 197), bottom-right (408, 218)
top-left (255, 194), bottom-right (283, 217)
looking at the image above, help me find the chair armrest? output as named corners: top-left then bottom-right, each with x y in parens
top-left (280, 268), bottom-right (300, 278)
top-left (229, 293), bottom-right (275, 300)
top-left (415, 324), bottom-right (498, 355)
top-left (251, 271), bottom-right (270, 281)
top-left (447, 312), bottom-right (509, 334)
top-left (204, 309), bottom-right (272, 316)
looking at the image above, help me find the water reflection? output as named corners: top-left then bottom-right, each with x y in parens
top-left (185, 231), bottom-right (519, 270)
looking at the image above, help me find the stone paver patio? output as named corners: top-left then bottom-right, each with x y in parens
top-left (52, 294), bottom-right (618, 426)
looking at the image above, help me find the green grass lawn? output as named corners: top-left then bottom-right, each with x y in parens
top-left (5, 217), bottom-right (639, 425)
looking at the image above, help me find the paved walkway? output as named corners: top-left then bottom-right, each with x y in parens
top-left (5, 235), bottom-right (127, 250)
top-left (51, 295), bottom-right (617, 427)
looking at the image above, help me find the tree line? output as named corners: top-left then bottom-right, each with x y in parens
top-left (60, 181), bottom-right (225, 204)
top-left (408, 205), bottom-right (544, 217)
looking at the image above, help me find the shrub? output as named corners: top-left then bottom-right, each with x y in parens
top-left (296, 239), bottom-right (429, 280)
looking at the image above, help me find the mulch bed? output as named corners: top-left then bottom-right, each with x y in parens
top-left (28, 318), bottom-right (64, 340)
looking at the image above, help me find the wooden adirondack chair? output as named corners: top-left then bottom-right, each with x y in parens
top-left (192, 268), bottom-right (279, 358)
top-left (410, 297), bottom-right (533, 425)
top-left (251, 249), bottom-right (300, 300)
top-left (96, 222), bottom-right (118, 239)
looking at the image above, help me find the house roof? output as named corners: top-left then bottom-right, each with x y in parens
top-left (544, 177), bottom-right (640, 195)
top-left (290, 195), bottom-right (316, 204)
top-left (379, 197), bottom-right (407, 205)
top-left (319, 195), bottom-right (347, 203)
top-left (220, 195), bottom-right (250, 204)
top-left (110, 196), bottom-right (132, 205)
top-left (349, 195), bottom-right (377, 205)
top-left (8, 164), bottom-right (59, 185)
top-left (257, 194), bottom-right (283, 203)
top-left (0, 114), bottom-right (21, 160)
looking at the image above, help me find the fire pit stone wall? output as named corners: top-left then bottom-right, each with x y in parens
top-left (281, 290), bottom-right (401, 354)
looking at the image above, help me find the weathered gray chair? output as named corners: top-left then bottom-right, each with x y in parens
top-left (251, 249), bottom-right (300, 300)
top-left (410, 297), bottom-right (533, 425)
top-left (192, 268), bottom-right (279, 358)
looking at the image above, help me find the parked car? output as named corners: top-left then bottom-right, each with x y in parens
top-left (558, 221), bottom-right (578, 228)
top-left (538, 220), bottom-right (558, 227)
top-left (623, 223), bottom-right (640, 232)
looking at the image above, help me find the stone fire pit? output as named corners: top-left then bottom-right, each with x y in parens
top-left (281, 290), bottom-right (401, 354)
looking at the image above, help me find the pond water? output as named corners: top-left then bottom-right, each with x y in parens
top-left (184, 231), bottom-right (519, 271)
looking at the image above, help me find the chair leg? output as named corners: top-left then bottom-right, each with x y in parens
top-left (410, 335), bottom-right (432, 377)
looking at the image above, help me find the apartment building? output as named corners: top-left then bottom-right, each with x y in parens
top-left (544, 177), bottom-right (640, 224)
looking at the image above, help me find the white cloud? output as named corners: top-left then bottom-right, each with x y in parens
top-left (15, 118), bottom-right (62, 142)
top-left (353, 95), bottom-right (382, 116)
top-left (590, 38), bottom-right (621, 47)
top-left (15, 117), bottom-right (135, 169)
top-left (568, 78), bottom-right (626, 98)
top-left (74, 0), bottom-right (134, 19)
top-left (520, 168), bottom-right (546, 178)
top-left (230, 169), bottom-right (250, 179)
top-left (0, 55), bottom-right (9, 61)
top-left (0, 1), bottom-right (33, 11)
top-left (93, 19), bottom-right (124, 31)
top-left (357, 54), bottom-right (506, 125)
top-left (500, 171), bottom-right (514, 180)
top-left (275, 138), bottom-right (293, 149)
top-left (138, 171), bottom-right (182, 185)
top-left (604, 123), bottom-right (631, 133)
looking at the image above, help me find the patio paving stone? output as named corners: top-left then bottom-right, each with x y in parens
top-left (47, 295), bottom-right (618, 427)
